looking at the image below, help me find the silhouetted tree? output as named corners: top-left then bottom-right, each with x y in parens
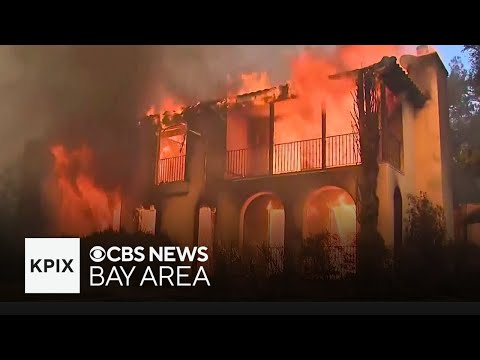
top-left (448, 56), bottom-right (478, 160)
top-left (454, 47), bottom-right (480, 178)
top-left (464, 45), bottom-right (480, 94)
top-left (352, 69), bottom-right (384, 278)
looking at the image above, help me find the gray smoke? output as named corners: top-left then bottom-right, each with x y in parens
top-left (0, 45), bottom-right (336, 189)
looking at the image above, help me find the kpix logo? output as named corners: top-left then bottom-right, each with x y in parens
top-left (25, 238), bottom-right (80, 294)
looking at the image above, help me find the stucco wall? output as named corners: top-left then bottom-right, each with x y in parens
top-left (154, 134), bottom-right (204, 246)
top-left (214, 166), bottom-right (360, 252)
top-left (150, 53), bottom-right (455, 255)
top-left (401, 54), bottom-right (455, 241)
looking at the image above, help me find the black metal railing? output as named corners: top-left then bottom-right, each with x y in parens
top-left (225, 148), bottom-right (248, 178)
top-left (273, 137), bottom-right (323, 174)
top-left (325, 133), bottom-right (360, 168)
top-left (157, 155), bottom-right (186, 183)
top-left (225, 132), bottom-right (361, 178)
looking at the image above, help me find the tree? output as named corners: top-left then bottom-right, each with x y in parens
top-left (447, 54), bottom-right (480, 193)
top-left (457, 47), bottom-right (480, 177)
top-left (464, 45), bottom-right (480, 95)
top-left (448, 56), bottom-right (480, 164)
top-left (352, 69), bottom-right (384, 278)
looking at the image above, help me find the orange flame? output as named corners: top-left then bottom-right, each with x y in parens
top-left (153, 46), bottom-right (413, 180)
top-left (331, 193), bottom-right (357, 244)
top-left (146, 96), bottom-right (185, 126)
top-left (226, 45), bottom-right (411, 173)
top-left (238, 72), bottom-right (272, 94)
top-left (45, 145), bottom-right (121, 236)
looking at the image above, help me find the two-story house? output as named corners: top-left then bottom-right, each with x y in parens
top-left (135, 47), bottom-right (454, 271)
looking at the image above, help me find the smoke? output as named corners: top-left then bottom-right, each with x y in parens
top-left (0, 45), bottom-right (407, 172)
top-left (0, 45), bottom-right (317, 173)
top-left (0, 45), bottom-right (413, 236)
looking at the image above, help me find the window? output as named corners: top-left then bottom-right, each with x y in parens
top-left (156, 124), bottom-right (187, 183)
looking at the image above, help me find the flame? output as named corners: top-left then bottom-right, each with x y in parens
top-left (238, 72), bottom-right (272, 94)
top-left (146, 105), bottom-right (156, 117)
top-left (152, 46), bottom-right (413, 180)
top-left (146, 96), bottom-right (185, 126)
top-left (147, 95), bottom-right (188, 183)
top-left (225, 45), bottom-right (411, 174)
top-left (45, 145), bottom-right (121, 236)
top-left (331, 194), bottom-right (357, 244)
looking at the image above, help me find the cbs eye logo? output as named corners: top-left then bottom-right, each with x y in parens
top-left (89, 246), bottom-right (106, 263)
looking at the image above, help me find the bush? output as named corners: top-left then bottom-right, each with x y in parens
top-left (405, 191), bottom-right (447, 248)
top-left (301, 231), bottom-right (338, 279)
top-left (398, 192), bottom-right (448, 285)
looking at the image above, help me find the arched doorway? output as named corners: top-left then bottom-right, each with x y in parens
top-left (393, 187), bottom-right (403, 262)
top-left (303, 186), bottom-right (357, 277)
top-left (240, 192), bottom-right (285, 273)
top-left (303, 186), bottom-right (357, 244)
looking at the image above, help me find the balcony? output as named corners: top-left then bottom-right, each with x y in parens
top-left (157, 155), bottom-right (186, 183)
top-left (225, 132), bottom-right (361, 179)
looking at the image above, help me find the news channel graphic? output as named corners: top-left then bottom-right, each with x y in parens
top-left (25, 238), bottom-right (80, 294)
top-left (24, 238), bottom-right (211, 294)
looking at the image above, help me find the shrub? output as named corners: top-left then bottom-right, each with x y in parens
top-left (398, 192), bottom-right (448, 285)
top-left (405, 191), bottom-right (447, 248)
top-left (301, 231), bottom-right (338, 279)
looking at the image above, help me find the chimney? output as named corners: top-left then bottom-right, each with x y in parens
top-left (416, 45), bottom-right (430, 56)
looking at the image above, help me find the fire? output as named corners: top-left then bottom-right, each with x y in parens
top-left (151, 46), bottom-right (415, 179)
top-left (45, 145), bottom-right (122, 236)
top-left (147, 95), bottom-right (188, 183)
top-left (238, 72), bottom-right (272, 94)
top-left (331, 194), bottom-right (357, 244)
top-left (146, 96), bottom-right (185, 126)
top-left (282, 45), bottom-right (408, 141)
top-left (226, 45), bottom-right (411, 174)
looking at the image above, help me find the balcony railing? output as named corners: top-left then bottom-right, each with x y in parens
top-left (226, 148), bottom-right (248, 178)
top-left (273, 137), bottom-right (323, 174)
top-left (157, 155), bottom-right (186, 183)
top-left (226, 132), bottom-right (361, 179)
top-left (325, 133), bottom-right (360, 168)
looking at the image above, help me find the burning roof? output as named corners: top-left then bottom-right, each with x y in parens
top-left (328, 56), bottom-right (427, 108)
top-left (145, 54), bottom-right (429, 140)
top-left (171, 56), bottom-right (427, 118)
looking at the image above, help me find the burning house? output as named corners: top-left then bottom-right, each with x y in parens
top-left (27, 46), bottom-right (454, 275)
top-left (130, 46), bottom-right (454, 271)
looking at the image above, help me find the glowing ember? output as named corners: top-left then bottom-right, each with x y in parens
top-left (45, 145), bottom-right (122, 236)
